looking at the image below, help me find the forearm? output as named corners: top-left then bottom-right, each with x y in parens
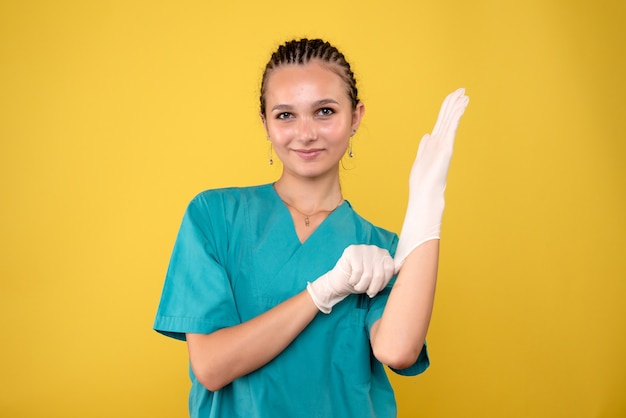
top-left (370, 239), bottom-right (439, 369)
top-left (187, 290), bottom-right (319, 391)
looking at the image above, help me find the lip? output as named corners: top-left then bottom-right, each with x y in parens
top-left (293, 148), bottom-right (324, 160)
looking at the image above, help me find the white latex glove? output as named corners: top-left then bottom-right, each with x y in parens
top-left (307, 245), bottom-right (395, 314)
top-left (394, 88), bottom-right (469, 272)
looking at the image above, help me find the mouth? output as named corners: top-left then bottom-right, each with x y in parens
top-left (293, 148), bottom-right (324, 160)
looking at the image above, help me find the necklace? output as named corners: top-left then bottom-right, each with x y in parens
top-left (281, 196), bottom-right (344, 227)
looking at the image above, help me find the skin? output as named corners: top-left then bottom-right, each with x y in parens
top-left (262, 61), bottom-right (364, 242)
top-left (186, 60), bottom-right (438, 391)
top-left (262, 61), bottom-right (363, 184)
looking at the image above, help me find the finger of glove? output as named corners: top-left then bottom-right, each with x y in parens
top-left (356, 249), bottom-right (391, 294)
top-left (352, 268), bottom-right (373, 293)
top-left (349, 246), bottom-right (381, 291)
top-left (409, 134), bottom-right (449, 191)
top-left (436, 96), bottom-right (469, 143)
top-left (433, 88), bottom-right (467, 132)
top-left (431, 88), bottom-right (465, 136)
top-left (336, 254), bottom-right (353, 279)
top-left (413, 87), bottom-right (467, 177)
top-left (365, 256), bottom-right (395, 297)
top-left (348, 260), bottom-right (367, 289)
top-left (323, 248), bottom-right (355, 295)
top-left (342, 244), bottom-right (370, 286)
top-left (432, 89), bottom-right (468, 139)
top-left (414, 133), bottom-right (431, 163)
top-left (409, 134), bottom-right (432, 181)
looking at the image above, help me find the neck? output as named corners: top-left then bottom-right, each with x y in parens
top-left (274, 174), bottom-right (343, 214)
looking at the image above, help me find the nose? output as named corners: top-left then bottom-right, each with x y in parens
top-left (296, 117), bottom-right (317, 142)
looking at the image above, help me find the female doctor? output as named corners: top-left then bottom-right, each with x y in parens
top-left (154, 38), bottom-right (469, 417)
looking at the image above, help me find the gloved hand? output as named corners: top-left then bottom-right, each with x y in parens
top-left (394, 88), bottom-right (469, 271)
top-left (307, 245), bottom-right (395, 314)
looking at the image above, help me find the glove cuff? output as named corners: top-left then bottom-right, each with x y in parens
top-left (306, 276), bottom-right (348, 314)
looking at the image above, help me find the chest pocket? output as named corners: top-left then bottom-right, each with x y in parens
top-left (352, 293), bottom-right (370, 326)
top-left (329, 293), bottom-right (370, 330)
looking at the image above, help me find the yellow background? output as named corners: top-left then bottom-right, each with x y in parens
top-left (1, 1), bottom-right (624, 417)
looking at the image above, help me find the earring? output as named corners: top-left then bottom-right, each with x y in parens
top-left (348, 129), bottom-right (357, 158)
top-left (268, 140), bottom-right (274, 165)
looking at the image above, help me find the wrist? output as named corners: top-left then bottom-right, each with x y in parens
top-left (306, 281), bottom-right (331, 314)
top-left (306, 276), bottom-right (347, 314)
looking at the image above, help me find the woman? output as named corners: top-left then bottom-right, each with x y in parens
top-left (154, 38), bottom-right (469, 417)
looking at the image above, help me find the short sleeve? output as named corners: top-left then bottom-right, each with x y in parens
top-left (153, 193), bottom-right (241, 341)
top-left (389, 342), bottom-right (430, 376)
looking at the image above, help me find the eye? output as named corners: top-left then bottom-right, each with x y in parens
top-left (316, 107), bottom-right (334, 117)
top-left (276, 112), bottom-right (293, 120)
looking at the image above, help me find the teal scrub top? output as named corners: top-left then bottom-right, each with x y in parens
top-left (154, 184), bottom-right (429, 418)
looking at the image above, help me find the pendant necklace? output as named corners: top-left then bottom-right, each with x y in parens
top-left (282, 196), bottom-right (344, 227)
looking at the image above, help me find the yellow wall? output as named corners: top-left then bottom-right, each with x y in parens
top-left (1, 1), bottom-right (624, 417)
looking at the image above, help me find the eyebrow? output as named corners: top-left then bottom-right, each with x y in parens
top-left (270, 99), bottom-right (340, 112)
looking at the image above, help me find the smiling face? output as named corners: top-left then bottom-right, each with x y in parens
top-left (262, 60), bottom-right (364, 181)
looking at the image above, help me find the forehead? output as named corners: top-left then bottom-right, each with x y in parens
top-left (264, 61), bottom-right (348, 102)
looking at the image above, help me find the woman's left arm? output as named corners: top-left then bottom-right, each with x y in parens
top-left (370, 88), bottom-right (469, 369)
top-left (370, 239), bottom-right (439, 370)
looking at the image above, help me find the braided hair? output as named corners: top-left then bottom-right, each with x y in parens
top-left (260, 39), bottom-right (360, 116)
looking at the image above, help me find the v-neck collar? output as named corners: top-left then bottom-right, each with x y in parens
top-left (267, 183), bottom-right (348, 245)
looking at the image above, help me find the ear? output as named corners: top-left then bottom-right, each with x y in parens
top-left (260, 112), bottom-right (270, 138)
top-left (351, 101), bottom-right (365, 133)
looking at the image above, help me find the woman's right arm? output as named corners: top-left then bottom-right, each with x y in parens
top-left (187, 290), bottom-right (318, 392)
top-left (187, 244), bottom-right (394, 392)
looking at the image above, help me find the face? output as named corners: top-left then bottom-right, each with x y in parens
top-left (261, 60), bottom-right (364, 181)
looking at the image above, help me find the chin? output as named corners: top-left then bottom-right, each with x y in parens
top-left (286, 166), bottom-right (337, 180)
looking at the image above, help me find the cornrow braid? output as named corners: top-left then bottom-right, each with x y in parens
top-left (260, 38), bottom-right (360, 116)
